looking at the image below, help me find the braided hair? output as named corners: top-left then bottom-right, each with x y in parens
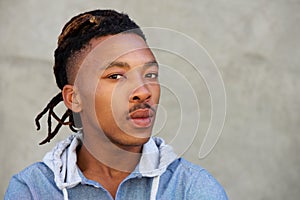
top-left (35, 9), bottom-right (146, 145)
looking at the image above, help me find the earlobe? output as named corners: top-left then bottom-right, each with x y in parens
top-left (62, 85), bottom-right (82, 113)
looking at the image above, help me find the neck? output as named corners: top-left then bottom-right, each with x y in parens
top-left (77, 144), bottom-right (138, 177)
top-left (78, 142), bottom-right (142, 173)
top-left (78, 129), bottom-right (144, 173)
top-left (77, 120), bottom-right (148, 198)
top-left (77, 144), bottom-right (138, 199)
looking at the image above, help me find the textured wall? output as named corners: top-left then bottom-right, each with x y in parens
top-left (1, 0), bottom-right (299, 199)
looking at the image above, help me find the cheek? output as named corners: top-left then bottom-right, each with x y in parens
top-left (94, 84), bottom-right (126, 118)
top-left (151, 83), bottom-right (161, 103)
top-left (94, 92), bottom-right (113, 129)
top-left (94, 85), bottom-right (112, 113)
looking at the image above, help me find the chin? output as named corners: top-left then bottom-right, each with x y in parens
top-left (110, 135), bottom-right (151, 148)
top-left (129, 137), bottom-right (151, 146)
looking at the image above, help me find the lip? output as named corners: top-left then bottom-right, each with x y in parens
top-left (127, 108), bottom-right (154, 128)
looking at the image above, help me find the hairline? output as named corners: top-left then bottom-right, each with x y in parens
top-left (65, 32), bottom-right (147, 86)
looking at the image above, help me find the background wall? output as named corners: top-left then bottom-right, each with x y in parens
top-left (1, 0), bottom-right (299, 199)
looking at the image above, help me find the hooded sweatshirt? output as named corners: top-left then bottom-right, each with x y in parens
top-left (5, 133), bottom-right (228, 200)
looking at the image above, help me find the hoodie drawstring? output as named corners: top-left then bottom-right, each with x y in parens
top-left (150, 175), bottom-right (160, 200)
top-left (62, 188), bottom-right (69, 200)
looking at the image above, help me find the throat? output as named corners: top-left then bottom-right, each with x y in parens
top-left (77, 144), bottom-right (139, 198)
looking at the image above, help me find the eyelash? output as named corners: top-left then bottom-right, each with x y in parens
top-left (107, 73), bottom-right (158, 80)
top-left (108, 74), bottom-right (124, 80)
top-left (145, 73), bottom-right (158, 79)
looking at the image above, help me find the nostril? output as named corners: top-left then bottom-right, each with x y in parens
top-left (132, 96), bottom-right (140, 101)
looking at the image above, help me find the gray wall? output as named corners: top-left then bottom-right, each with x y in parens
top-left (1, 0), bottom-right (299, 199)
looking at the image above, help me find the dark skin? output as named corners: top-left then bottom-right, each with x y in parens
top-left (77, 145), bottom-right (134, 198)
top-left (63, 34), bottom-right (160, 199)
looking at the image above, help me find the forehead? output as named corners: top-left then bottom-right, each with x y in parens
top-left (74, 33), bottom-right (155, 86)
top-left (84, 33), bottom-right (154, 70)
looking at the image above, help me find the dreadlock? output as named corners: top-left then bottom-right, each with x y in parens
top-left (35, 9), bottom-right (146, 145)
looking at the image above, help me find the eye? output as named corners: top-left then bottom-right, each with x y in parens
top-left (145, 73), bottom-right (158, 79)
top-left (108, 74), bottom-right (124, 80)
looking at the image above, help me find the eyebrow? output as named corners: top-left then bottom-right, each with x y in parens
top-left (106, 61), bottom-right (130, 69)
top-left (106, 60), bottom-right (158, 69)
top-left (144, 61), bottom-right (159, 68)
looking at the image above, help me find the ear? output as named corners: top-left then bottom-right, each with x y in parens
top-left (62, 85), bottom-right (82, 113)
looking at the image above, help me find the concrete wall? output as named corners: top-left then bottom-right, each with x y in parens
top-left (1, 0), bottom-right (299, 199)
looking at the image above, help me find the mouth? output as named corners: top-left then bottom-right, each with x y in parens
top-left (127, 108), bottom-right (155, 128)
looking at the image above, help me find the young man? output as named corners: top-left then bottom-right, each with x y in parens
top-left (5, 9), bottom-right (228, 200)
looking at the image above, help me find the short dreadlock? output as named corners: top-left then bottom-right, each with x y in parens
top-left (35, 9), bottom-right (146, 145)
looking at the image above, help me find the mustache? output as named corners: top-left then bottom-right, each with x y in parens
top-left (129, 103), bottom-right (156, 113)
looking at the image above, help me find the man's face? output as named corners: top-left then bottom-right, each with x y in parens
top-left (76, 33), bottom-right (160, 148)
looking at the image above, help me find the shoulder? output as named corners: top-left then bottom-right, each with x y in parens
top-left (13, 162), bottom-right (54, 182)
top-left (167, 158), bottom-right (228, 200)
top-left (166, 158), bottom-right (206, 177)
top-left (5, 162), bottom-right (56, 199)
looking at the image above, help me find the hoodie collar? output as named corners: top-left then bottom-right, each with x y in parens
top-left (43, 133), bottom-right (82, 190)
top-left (137, 137), bottom-right (177, 177)
top-left (43, 133), bottom-right (177, 189)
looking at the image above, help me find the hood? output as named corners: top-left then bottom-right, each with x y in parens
top-left (43, 133), bottom-right (83, 190)
top-left (43, 133), bottom-right (178, 191)
top-left (137, 137), bottom-right (178, 177)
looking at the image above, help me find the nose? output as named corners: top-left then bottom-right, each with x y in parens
top-left (129, 84), bottom-right (152, 103)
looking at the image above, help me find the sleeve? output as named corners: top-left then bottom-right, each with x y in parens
top-left (187, 169), bottom-right (228, 200)
top-left (4, 175), bottom-right (34, 200)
